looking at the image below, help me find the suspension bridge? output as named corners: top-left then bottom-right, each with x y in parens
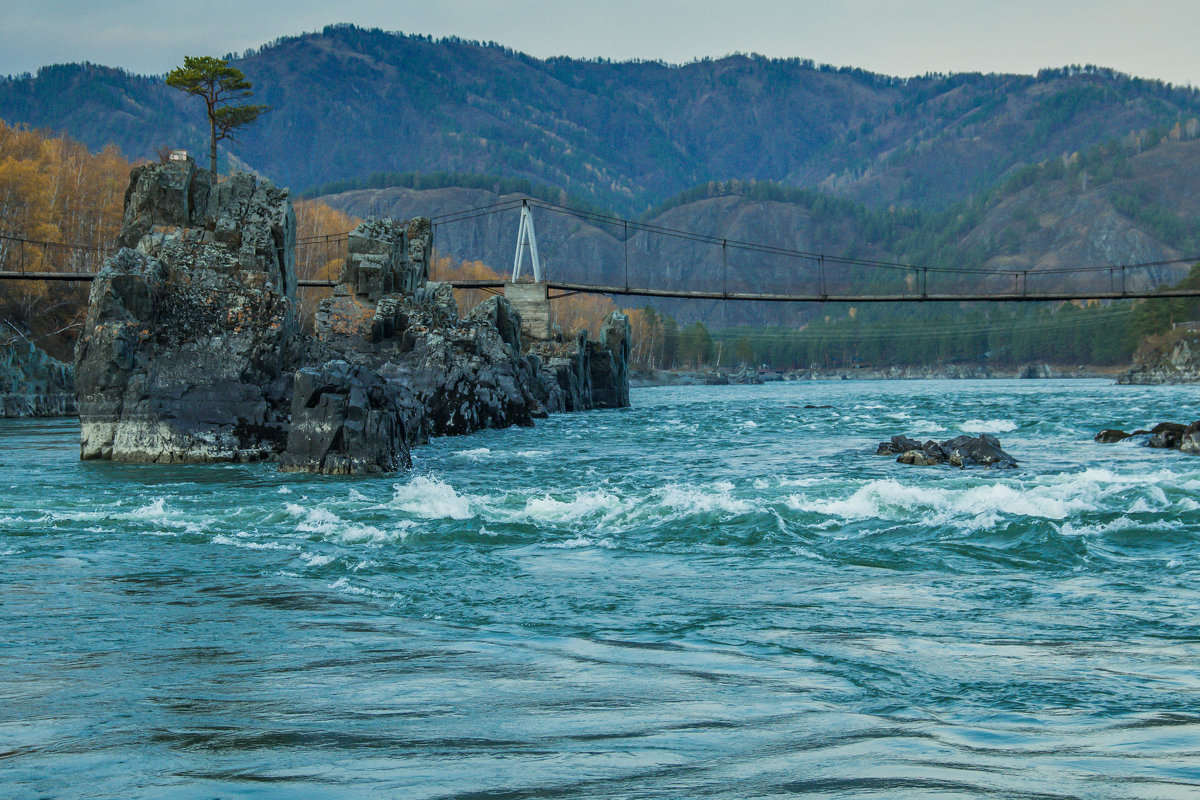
top-left (2, 197), bottom-right (1199, 303)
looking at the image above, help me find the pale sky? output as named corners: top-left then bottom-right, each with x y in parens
top-left (1, 0), bottom-right (1195, 87)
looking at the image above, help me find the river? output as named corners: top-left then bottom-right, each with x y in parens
top-left (2, 379), bottom-right (1198, 799)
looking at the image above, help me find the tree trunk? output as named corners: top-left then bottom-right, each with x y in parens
top-left (208, 109), bottom-right (217, 184)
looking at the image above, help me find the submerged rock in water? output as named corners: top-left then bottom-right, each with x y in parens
top-left (879, 432), bottom-right (1017, 468)
top-left (1095, 429), bottom-right (1133, 443)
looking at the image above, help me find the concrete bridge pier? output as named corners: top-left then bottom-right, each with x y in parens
top-left (504, 281), bottom-right (551, 343)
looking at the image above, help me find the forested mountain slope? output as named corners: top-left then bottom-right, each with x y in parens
top-left (4, 25), bottom-right (1200, 212)
top-left (314, 131), bottom-right (1200, 328)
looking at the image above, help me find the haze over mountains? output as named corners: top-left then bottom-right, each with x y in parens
top-left (5, 23), bottom-right (1200, 327)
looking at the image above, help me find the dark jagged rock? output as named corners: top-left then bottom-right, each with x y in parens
top-left (594, 311), bottom-right (631, 409)
top-left (1147, 422), bottom-right (1186, 449)
top-left (876, 435), bottom-right (922, 456)
top-left (880, 432), bottom-right (1016, 468)
top-left (1182, 422), bottom-right (1200, 454)
top-left (1, 338), bottom-right (76, 417)
top-left (1099, 420), bottom-right (1200, 455)
top-left (941, 433), bottom-right (1017, 468)
top-left (532, 330), bottom-right (592, 414)
top-left (287, 218), bottom-right (548, 472)
top-left (279, 360), bottom-right (409, 474)
top-left (75, 158), bottom-right (298, 462)
top-left (77, 166), bottom-right (632, 473)
top-left (898, 444), bottom-right (948, 466)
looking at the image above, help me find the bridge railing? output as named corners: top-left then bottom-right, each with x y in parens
top-left (0, 233), bottom-right (113, 278)
top-left (295, 232), bottom-right (349, 283)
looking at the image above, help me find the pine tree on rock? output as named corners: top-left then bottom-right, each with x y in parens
top-left (165, 56), bottom-right (267, 182)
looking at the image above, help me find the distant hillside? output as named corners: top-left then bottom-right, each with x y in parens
top-left (316, 130), bottom-right (1200, 328)
top-left (4, 25), bottom-right (1200, 212)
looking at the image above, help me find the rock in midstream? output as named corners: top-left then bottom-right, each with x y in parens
top-left (1095, 421), bottom-right (1200, 454)
top-left (877, 433), bottom-right (1018, 469)
top-left (74, 160), bottom-right (631, 473)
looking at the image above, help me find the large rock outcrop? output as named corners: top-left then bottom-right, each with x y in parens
top-left (75, 163), bottom-right (632, 472)
top-left (74, 158), bottom-right (298, 462)
top-left (281, 218), bottom-right (549, 473)
top-left (1, 337), bottom-right (75, 417)
top-left (1118, 331), bottom-right (1200, 384)
top-left (279, 360), bottom-right (410, 474)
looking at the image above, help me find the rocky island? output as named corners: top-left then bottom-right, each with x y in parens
top-left (74, 159), bottom-right (629, 473)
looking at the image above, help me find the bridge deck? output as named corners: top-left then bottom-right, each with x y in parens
top-left (3, 272), bottom-right (1199, 302)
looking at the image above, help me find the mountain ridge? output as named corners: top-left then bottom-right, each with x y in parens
top-left (5, 24), bottom-right (1200, 213)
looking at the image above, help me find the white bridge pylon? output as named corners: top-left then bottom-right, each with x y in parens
top-left (512, 199), bottom-right (543, 282)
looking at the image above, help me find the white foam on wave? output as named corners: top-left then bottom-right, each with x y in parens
top-left (788, 479), bottom-right (1094, 525)
top-left (960, 419), bottom-right (1018, 433)
top-left (542, 535), bottom-right (617, 550)
top-left (1128, 486), bottom-right (1169, 513)
top-left (654, 481), bottom-right (755, 515)
top-left (779, 477), bottom-right (821, 488)
top-left (277, 487), bottom-right (292, 495)
top-left (1055, 516), bottom-right (1180, 537)
top-left (284, 501), bottom-right (393, 543)
top-left (521, 490), bottom-right (624, 522)
top-left (1177, 498), bottom-right (1200, 512)
top-left (739, 420), bottom-right (759, 429)
top-left (131, 498), bottom-right (169, 519)
top-left (389, 476), bottom-right (474, 519)
top-left (452, 447), bottom-right (492, 461)
top-left (789, 465), bottom-right (1195, 529)
top-left (908, 421), bottom-right (948, 434)
top-left (300, 552), bottom-right (335, 566)
top-left (328, 576), bottom-right (407, 601)
top-left (515, 450), bottom-right (549, 459)
top-left (211, 533), bottom-right (301, 552)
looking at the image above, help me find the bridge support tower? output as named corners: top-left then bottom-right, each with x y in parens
top-left (504, 281), bottom-right (551, 343)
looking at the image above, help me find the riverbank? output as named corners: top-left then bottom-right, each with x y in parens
top-left (631, 363), bottom-right (1127, 387)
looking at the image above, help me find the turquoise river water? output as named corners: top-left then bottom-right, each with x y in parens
top-left (2, 380), bottom-right (1199, 799)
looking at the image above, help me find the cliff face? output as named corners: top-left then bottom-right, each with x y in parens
top-left (0, 338), bottom-right (75, 417)
top-left (75, 158), bottom-right (297, 462)
top-left (280, 217), bottom-right (547, 474)
top-left (74, 162), bottom-right (630, 472)
top-left (1118, 331), bottom-right (1200, 384)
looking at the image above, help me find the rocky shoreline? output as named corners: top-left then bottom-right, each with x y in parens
top-left (1116, 330), bottom-right (1200, 384)
top-left (631, 363), bottom-right (1122, 387)
top-left (72, 160), bottom-right (629, 473)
